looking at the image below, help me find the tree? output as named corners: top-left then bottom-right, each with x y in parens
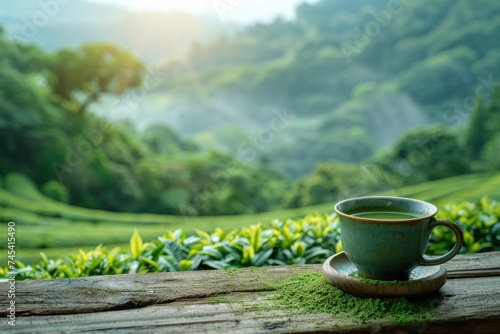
top-left (141, 124), bottom-right (198, 155)
top-left (466, 99), bottom-right (489, 160)
top-left (466, 85), bottom-right (500, 160)
top-left (51, 43), bottom-right (144, 114)
top-left (481, 133), bottom-right (500, 170)
top-left (0, 32), bottom-right (67, 183)
top-left (283, 161), bottom-right (398, 208)
top-left (396, 50), bottom-right (474, 107)
top-left (389, 126), bottom-right (470, 183)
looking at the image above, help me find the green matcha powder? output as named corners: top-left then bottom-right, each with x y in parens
top-left (271, 273), bottom-right (437, 326)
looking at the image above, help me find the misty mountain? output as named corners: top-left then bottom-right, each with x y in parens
top-left (128, 0), bottom-right (499, 177)
top-left (3, 0), bottom-right (498, 179)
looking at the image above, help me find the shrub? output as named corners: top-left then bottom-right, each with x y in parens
top-left (432, 197), bottom-right (500, 254)
top-left (2, 197), bottom-right (499, 280)
top-left (41, 180), bottom-right (69, 203)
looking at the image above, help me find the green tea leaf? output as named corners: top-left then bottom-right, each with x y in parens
top-left (141, 257), bottom-right (159, 270)
top-left (335, 240), bottom-right (343, 253)
top-left (252, 248), bottom-right (273, 267)
top-left (204, 260), bottom-right (232, 270)
top-left (196, 229), bottom-right (211, 240)
top-left (293, 241), bottom-right (306, 257)
top-left (179, 259), bottom-right (192, 271)
top-left (130, 230), bottom-right (143, 260)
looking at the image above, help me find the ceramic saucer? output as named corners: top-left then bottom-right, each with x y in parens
top-left (322, 251), bottom-right (447, 298)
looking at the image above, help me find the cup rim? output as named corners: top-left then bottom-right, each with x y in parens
top-left (334, 196), bottom-right (437, 223)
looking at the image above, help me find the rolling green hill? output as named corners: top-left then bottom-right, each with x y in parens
top-left (1, 172), bottom-right (499, 265)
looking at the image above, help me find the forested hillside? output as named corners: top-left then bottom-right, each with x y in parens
top-left (1, 0), bottom-right (499, 216)
top-left (0, 30), bottom-right (290, 215)
top-left (154, 0), bottom-right (500, 177)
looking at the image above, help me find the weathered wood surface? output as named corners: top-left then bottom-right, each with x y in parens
top-left (1, 252), bottom-right (500, 333)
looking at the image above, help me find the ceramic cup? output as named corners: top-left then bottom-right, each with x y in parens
top-left (334, 196), bottom-right (463, 281)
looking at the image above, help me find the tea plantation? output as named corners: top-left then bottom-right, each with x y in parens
top-left (2, 196), bottom-right (499, 280)
top-left (1, 172), bottom-right (500, 272)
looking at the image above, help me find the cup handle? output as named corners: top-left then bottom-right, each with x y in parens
top-left (419, 218), bottom-right (464, 266)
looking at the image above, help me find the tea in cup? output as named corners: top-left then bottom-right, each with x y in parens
top-left (335, 196), bottom-right (463, 281)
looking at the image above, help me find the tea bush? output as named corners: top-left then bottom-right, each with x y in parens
top-left (2, 197), bottom-right (499, 280)
top-left (431, 197), bottom-right (500, 254)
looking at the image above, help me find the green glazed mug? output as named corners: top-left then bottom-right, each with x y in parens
top-left (335, 196), bottom-right (464, 281)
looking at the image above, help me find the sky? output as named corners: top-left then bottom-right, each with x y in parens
top-left (88, 0), bottom-right (316, 24)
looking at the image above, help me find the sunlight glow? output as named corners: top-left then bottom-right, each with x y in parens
top-left (87, 0), bottom-right (317, 23)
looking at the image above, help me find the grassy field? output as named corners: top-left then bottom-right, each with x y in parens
top-left (1, 172), bottom-right (499, 265)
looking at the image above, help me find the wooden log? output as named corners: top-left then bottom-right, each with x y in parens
top-left (1, 252), bottom-right (499, 333)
